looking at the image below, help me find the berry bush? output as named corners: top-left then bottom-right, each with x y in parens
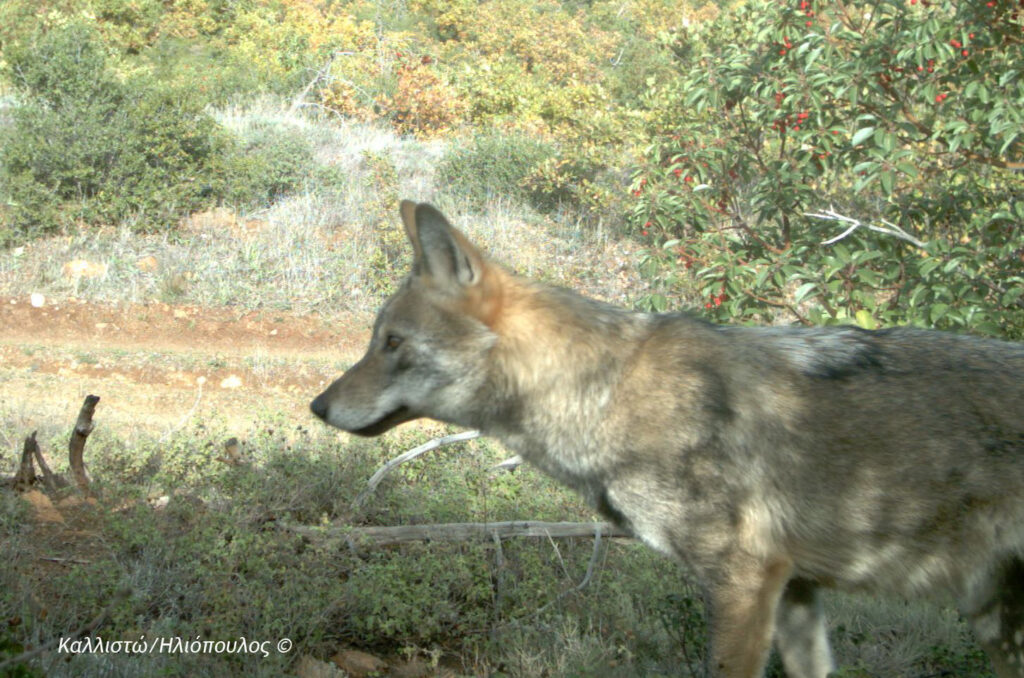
top-left (631, 0), bottom-right (1023, 337)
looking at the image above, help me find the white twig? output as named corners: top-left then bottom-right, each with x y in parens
top-left (492, 531), bottom-right (506, 619)
top-left (547, 532), bottom-right (571, 581)
top-left (352, 430), bottom-right (481, 508)
top-left (576, 525), bottom-right (603, 591)
top-left (808, 207), bottom-right (1023, 308)
top-left (289, 51), bottom-right (355, 114)
top-left (491, 455), bottom-right (523, 471)
top-left (806, 209), bottom-right (928, 249)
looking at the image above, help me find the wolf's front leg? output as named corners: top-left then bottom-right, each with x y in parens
top-left (774, 578), bottom-right (835, 678)
top-left (707, 556), bottom-right (794, 678)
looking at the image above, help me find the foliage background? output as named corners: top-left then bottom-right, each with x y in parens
top-left (1, 0), bottom-right (1020, 334)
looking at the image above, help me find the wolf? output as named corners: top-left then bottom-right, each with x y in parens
top-left (311, 201), bottom-right (1024, 678)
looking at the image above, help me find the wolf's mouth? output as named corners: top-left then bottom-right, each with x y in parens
top-left (350, 406), bottom-right (415, 437)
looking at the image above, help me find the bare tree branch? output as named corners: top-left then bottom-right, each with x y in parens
top-left (69, 395), bottom-right (99, 498)
top-left (289, 51), bottom-right (356, 114)
top-left (352, 430), bottom-right (481, 509)
top-left (807, 208), bottom-right (1024, 310)
top-left (492, 455), bottom-right (524, 471)
top-left (806, 209), bottom-right (928, 249)
top-left (576, 525), bottom-right (604, 591)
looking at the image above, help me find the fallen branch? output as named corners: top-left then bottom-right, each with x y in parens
top-left (69, 395), bottom-right (99, 498)
top-left (39, 556), bottom-right (91, 566)
top-left (352, 430), bottom-right (481, 509)
top-left (281, 520), bottom-right (631, 549)
top-left (492, 525), bottom-right (611, 633)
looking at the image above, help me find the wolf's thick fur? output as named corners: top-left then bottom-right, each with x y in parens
top-left (311, 202), bottom-right (1024, 678)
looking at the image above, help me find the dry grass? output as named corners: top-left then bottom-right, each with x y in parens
top-left (0, 100), bottom-right (644, 316)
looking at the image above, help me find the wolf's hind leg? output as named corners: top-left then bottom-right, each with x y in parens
top-left (964, 557), bottom-right (1024, 678)
top-left (774, 578), bottom-right (835, 678)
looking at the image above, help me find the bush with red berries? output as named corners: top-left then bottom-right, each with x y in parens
top-left (631, 0), bottom-right (1022, 337)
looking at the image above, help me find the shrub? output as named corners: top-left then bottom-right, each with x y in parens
top-left (437, 131), bottom-right (558, 211)
top-left (388, 54), bottom-right (466, 138)
top-left (630, 0), bottom-right (1024, 337)
top-left (0, 23), bottom-right (228, 244)
top-left (218, 121), bottom-right (317, 211)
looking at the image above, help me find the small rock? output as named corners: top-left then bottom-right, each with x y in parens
top-left (294, 655), bottom-right (347, 678)
top-left (62, 259), bottom-right (107, 279)
top-left (391, 658), bottom-right (433, 678)
top-left (331, 649), bottom-right (388, 677)
top-left (220, 375), bottom-right (243, 389)
top-left (136, 255), bottom-right (159, 273)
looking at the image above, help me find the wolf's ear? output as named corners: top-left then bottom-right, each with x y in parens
top-left (400, 201), bottom-right (484, 288)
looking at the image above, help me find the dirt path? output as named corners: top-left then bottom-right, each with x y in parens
top-left (0, 295), bottom-right (373, 435)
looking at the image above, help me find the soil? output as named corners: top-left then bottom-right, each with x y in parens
top-left (0, 295), bottom-right (373, 434)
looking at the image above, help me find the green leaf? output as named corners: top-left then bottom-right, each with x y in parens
top-left (855, 309), bottom-right (878, 330)
top-left (879, 170), bottom-right (895, 195)
top-left (793, 282), bottom-right (818, 304)
top-left (851, 126), bottom-right (875, 146)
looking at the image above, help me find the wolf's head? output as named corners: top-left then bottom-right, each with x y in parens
top-left (310, 202), bottom-right (503, 435)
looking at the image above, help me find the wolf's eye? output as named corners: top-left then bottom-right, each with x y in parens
top-left (384, 334), bottom-right (403, 351)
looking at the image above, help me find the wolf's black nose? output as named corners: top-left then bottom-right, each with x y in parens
top-left (310, 394), bottom-right (328, 420)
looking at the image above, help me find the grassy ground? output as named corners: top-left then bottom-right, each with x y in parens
top-left (0, 101), bottom-right (996, 677)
